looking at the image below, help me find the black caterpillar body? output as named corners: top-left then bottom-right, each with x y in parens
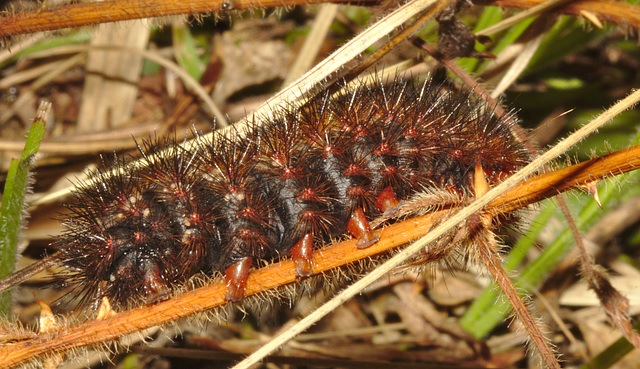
top-left (56, 78), bottom-right (530, 309)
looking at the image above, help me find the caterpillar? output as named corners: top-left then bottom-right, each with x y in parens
top-left (53, 76), bottom-right (530, 310)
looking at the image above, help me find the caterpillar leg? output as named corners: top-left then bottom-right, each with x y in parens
top-left (224, 257), bottom-right (253, 302)
top-left (347, 187), bottom-right (400, 249)
top-left (142, 265), bottom-right (171, 301)
top-left (347, 207), bottom-right (380, 249)
top-left (290, 233), bottom-right (314, 277)
top-left (375, 186), bottom-right (400, 216)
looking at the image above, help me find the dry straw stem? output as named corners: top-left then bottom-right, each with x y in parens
top-left (1, 143), bottom-right (640, 367)
top-left (222, 0), bottom-right (448, 133)
top-left (33, 0), bottom-right (447, 206)
top-left (17, 44), bottom-right (226, 125)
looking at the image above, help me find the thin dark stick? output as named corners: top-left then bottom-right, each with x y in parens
top-left (0, 253), bottom-right (63, 293)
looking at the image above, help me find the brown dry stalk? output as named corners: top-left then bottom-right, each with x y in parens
top-left (1, 145), bottom-right (639, 368)
top-left (1, 0), bottom-right (640, 40)
top-left (491, 145), bottom-right (640, 213)
top-left (0, 0), bottom-right (363, 38)
top-left (473, 161), bottom-right (559, 369)
top-left (477, 0), bottom-right (640, 28)
top-left (475, 234), bottom-right (560, 368)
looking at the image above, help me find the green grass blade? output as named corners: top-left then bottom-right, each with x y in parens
top-left (0, 32), bottom-right (91, 69)
top-left (580, 318), bottom-right (640, 369)
top-left (0, 102), bottom-right (49, 316)
top-left (172, 23), bottom-right (206, 81)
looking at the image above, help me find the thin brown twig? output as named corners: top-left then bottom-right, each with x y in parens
top-left (490, 145), bottom-right (640, 213)
top-left (1, 0), bottom-right (639, 40)
top-left (0, 0), bottom-right (362, 39)
top-left (476, 235), bottom-right (560, 368)
top-left (133, 346), bottom-right (456, 368)
top-left (473, 160), bottom-right (559, 369)
top-left (0, 254), bottom-right (63, 296)
top-left (1, 145), bottom-right (639, 368)
top-left (476, 0), bottom-right (640, 28)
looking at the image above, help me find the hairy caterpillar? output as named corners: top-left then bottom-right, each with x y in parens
top-left (54, 76), bottom-right (529, 310)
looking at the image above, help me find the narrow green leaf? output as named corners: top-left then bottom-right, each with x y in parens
top-left (580, 317), bottom-right (640, 369)
top-left (172, 23), bottom-right (206, 81)
top-left (0, 102), bottom-right (49, 316)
